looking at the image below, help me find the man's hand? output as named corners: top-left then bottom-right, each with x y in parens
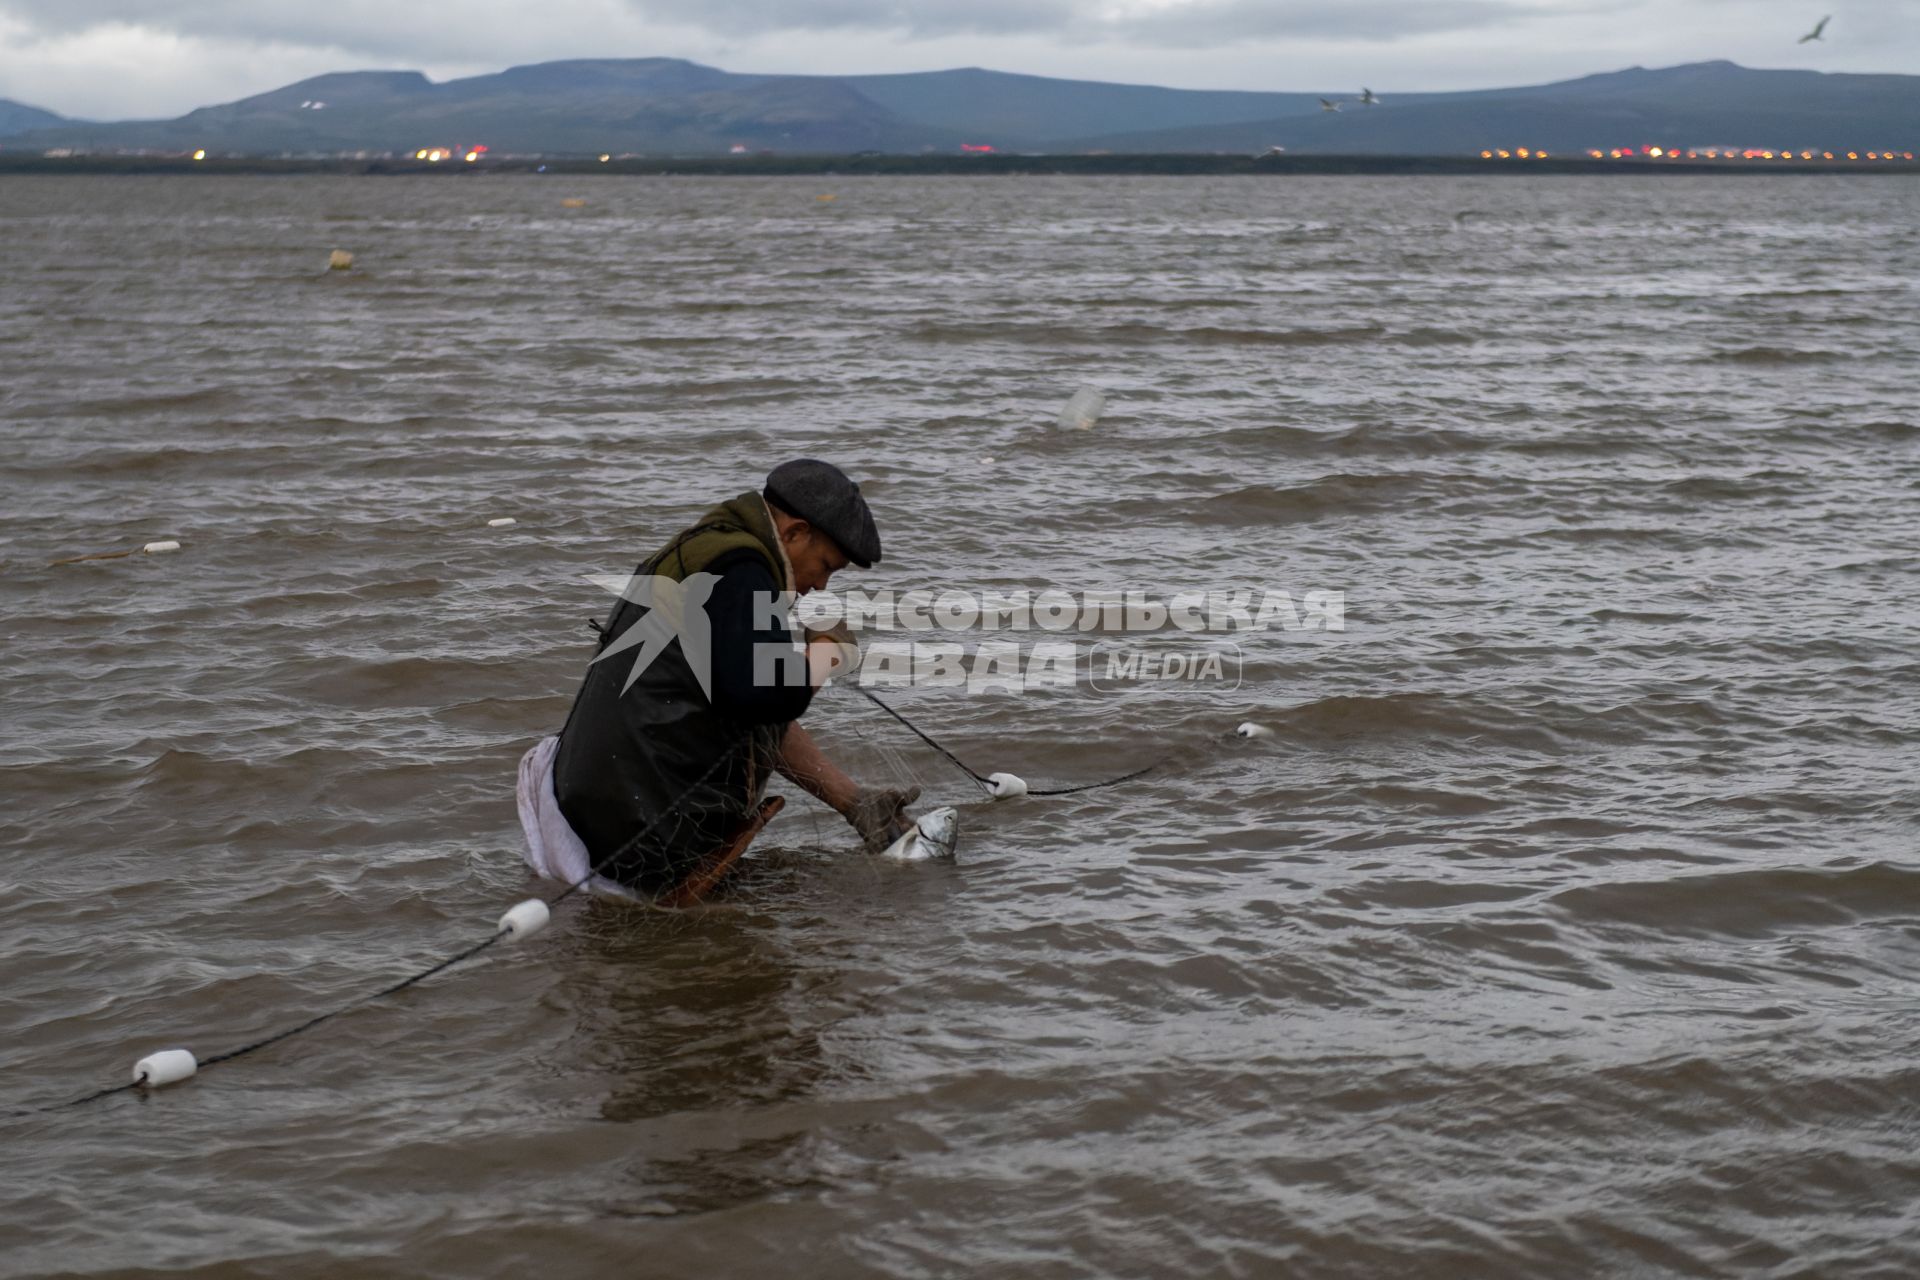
top-left (805, 620), bottom-right (862, 686)
top-left (848, 785), bottom-right (921, 852)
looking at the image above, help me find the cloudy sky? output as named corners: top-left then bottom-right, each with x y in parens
top-left (0, 0), bottom-right (1911, 120)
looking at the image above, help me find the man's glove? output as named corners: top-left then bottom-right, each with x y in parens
top-left (848, 785), bottom-right (921, 852)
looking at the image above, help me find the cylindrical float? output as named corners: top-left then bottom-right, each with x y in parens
top-left (498, 898), bottom-right (550, 941)
top-left (133, 1048), bottom-right (198, 1087)
top-left (986, 772), bottom-right (1029, 799)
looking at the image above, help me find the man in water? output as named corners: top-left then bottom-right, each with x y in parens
top-left (517, 459), bottom-right (918, 904)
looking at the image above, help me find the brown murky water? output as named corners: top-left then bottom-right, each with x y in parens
top-left (3, 173), bottom-right (1919, 1277)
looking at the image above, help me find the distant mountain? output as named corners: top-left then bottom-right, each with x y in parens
top-left (1070, 62), bottom-right (1920, 153)
top-left (6, 58), bottom-right (1917, 156)
top-left (839, 68), bottom-right (1327, 141)
top-left (11, 59), bottom-right (970, 155)
top-left (0, 99), bottom-right (67, 137)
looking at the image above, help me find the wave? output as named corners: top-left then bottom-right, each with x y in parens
top-left (1551, 861), bottom-right (1920, 938)
top-left (1174, 472), bottom-right (1504, 525)
top-left (903, 320), bottom-right (1387, 347)
top-left (1705, 347), bottom-right (1846, 365)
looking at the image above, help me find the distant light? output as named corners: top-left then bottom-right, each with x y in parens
top-left (192, 149), bottom-right (206, 161)
top-left (1587, 149), bottom-right (1603, 158)
top-left (415, 149), bottom-right (428, 160)
top-left (1848, 152), bottom-right (1859, 160)
top-left (598, 154), bottom-right (611, 163)
top-left (1480, 150), bottom-right (1493, 158)
top-left (1800, 150), bottom-right (1813, 160)
top-left (1537, 150), bottom-right (1550, 159)
top-left (1686, 150), bottom-right (1698, 158)
top-left (1497, 149), bottom-right (1511, 159)
top-left (1648, 147), bottom-right (1663, 157)
top-left (465, 151), bottom-right (479, 162)
top-left (1867, 151), bottom-right (1880, 160)
top-left (1906, 153), bottom-right (1915, 161)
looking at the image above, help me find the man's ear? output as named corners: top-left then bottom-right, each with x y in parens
top-left (781, 518), bottom-right (812, 546)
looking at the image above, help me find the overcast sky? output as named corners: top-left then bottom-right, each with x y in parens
top-left (0, 0), bottom-right (1911, 120)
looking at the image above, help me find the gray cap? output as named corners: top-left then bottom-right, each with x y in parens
top-left (764, 458), bottom-right (882, 567)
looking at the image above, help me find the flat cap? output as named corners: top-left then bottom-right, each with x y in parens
top-left (764, 458), bottom-right (882, 568)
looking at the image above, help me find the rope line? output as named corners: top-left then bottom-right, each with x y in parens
top-left (853, 686), bottom-right (993, 793)
top-left (41, 737), bottom-right (751, 1112)
top-left (852, 685), bottom-right (1153, 796)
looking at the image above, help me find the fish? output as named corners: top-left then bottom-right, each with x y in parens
top-left (880, 806), bottom-right (959, 862)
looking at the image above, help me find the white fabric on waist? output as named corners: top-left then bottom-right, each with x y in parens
top-left (516, 734), bottom-right (642, 901)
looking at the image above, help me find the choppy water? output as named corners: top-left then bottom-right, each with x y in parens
top-left (3, 173), bottom-right (1918, 1277)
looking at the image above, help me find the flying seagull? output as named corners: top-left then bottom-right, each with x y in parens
top-left (1319, 97), bottom-right (1341, 112)
top-left (1798, 14), bottom-right (1830, 43)
top-left (1358, 88), bottom-right (1380, 106)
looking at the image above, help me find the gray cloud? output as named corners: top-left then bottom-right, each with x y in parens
top-left (623, 0), bottom-right (1080, 39)
top-left (0, 2), bottom-right (496, 62)
top-left (0, 0), bottom-right (1550, 51)
top-left (1114, 1), bottom-right (1550, 47)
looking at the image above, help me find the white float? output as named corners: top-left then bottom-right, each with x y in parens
top-left (133, 1048), bottom-right (198, 1087)
top-left (986, 771), bottom-right (1029, 799)
top-left (498, 898), bottom-right (550, 940)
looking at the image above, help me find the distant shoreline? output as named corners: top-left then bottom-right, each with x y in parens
top-left (3, 153), bottom-right (1916, 177)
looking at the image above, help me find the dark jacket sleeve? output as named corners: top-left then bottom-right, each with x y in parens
top-left (704, 549), bottom-right (815, 724)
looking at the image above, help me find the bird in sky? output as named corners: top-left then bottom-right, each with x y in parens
top-left (1358, 88), bottom-right (1380, 106)
top-left (1798, 14), bottom-right (1830, 43)
top-left (1319, 97), bottom-right (1341, 111)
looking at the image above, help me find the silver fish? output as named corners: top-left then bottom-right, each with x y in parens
top-left (880, 806), bottom-right (959, 862)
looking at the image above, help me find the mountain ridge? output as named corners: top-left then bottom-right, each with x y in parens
top-left (4, 58), bottom-right (1913, 156)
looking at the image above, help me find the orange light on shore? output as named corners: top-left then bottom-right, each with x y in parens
top-left (1588, 149), bottom-right (1603, 158)
top-left (1481, 150), bottom-right (1493, 158)
top-left (192, 149), bottom-right (206, 161)
top-left (1517, 147), bottom-right (1531, 158)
